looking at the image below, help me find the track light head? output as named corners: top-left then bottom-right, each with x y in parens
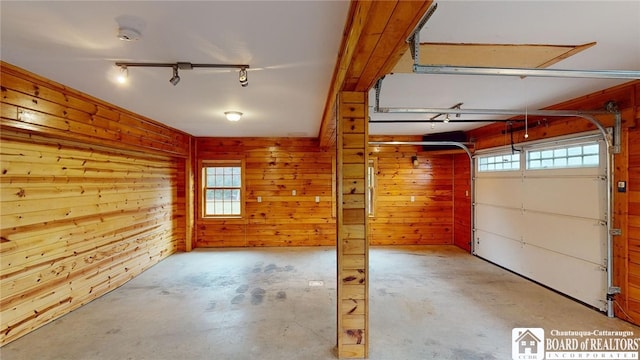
top-left (239, 68), bottom-right (248, 87)
top-left (116, 66), bottom-right (128, 84)
top-left (169, 66), bottom-right (180, 86)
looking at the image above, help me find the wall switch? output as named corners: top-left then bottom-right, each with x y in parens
top-left (315, 196), bottom-right (320, 203)
top-left (465, 190), bottom-right (469, 197)
top-left (410, 196), bottom-right (415, 202)
top-left (292, 189), bottom-right (296, 196)
top-left (618, 181), bottom-right (627, 193)
top-left (257, 196), bottom-right (262, 203)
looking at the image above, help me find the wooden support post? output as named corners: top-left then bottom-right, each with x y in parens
top-left (337, 91), bottom-right (369, 358)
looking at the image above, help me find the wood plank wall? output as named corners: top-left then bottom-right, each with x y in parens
top-left (194, 137), bottom-right (336, 247)
top-left (0, 63), bottom-right (189, 345)
top-left (368, 136), bottom-right (455, 246)
top-left (337, 91), bottom-right (369, 358)
top-left (453, 153), bottom-right (472, 252)
top-left (467, 80), bottom-right (640, 326)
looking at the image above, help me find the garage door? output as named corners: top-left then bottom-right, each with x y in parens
top-left (474, 133), bottom-right (608, 311)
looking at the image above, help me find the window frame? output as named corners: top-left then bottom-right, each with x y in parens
top-left (526, 141), bottom-right (600, 170)
top-left (476, 152), bottom-right (521, 173)
top-left (199, 159), bottom-right (245, 219)
top-left (367, 158), bottom-right (377, 218)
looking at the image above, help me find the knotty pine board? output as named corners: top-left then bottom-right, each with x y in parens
top-left (0, 135), bottom-right (182, 345)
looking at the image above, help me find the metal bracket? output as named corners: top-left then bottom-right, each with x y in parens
top-left (608, 286), bottom-right (621, 295)
top-left (607, 102), bottom-right (622, 154)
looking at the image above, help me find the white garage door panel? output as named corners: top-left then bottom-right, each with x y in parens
top-left (475, 229), bottom-right (524, 274)
top-left (475, 204), bottom-right (523, 242)
top-left (523, 176), bottom-right (605, 219)
top-left (474, 136), bottom-right (607, 312)
top-left (523, 211), bottom-right (606, 264)
top-left (475, 177), bottom-right (522, 208)
top-left (518, 244), bottom-right (606, 310)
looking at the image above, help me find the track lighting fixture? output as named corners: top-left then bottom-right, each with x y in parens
top-left (169, 66), bottom-right (180, 86)
top-left (239, 67), bottom-right (248, 87)
top-left (114, 61), bottom-right (250, 87)
top-left (116, 66), bottom-right (128, 84)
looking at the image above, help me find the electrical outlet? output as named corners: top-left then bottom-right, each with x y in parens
top-left (292, 189), bottom-right (296, 196)
top-left (410, 196), bottom-right (415, 202)
top-left (315, 196), bottom-right (320, 203)
top-left (308, 280), bottom-right (324, 287)
top-left (257, 196), bottom-right (262, 203)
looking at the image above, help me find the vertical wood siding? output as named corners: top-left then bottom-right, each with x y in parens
top-left (194, 138), bottom-right (336, 247)
top-left (0, 63), bottom-right (188, 345)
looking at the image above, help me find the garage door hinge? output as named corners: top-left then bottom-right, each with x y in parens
top-left (610, 228), bottom-right (622, 236)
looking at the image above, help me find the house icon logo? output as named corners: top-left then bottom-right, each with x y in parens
top-left (512, 328), bottom-right (545, 360)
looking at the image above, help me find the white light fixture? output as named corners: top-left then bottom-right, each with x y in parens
top-left (116, 66), bottom-right (128, 84)
top-left (225, 111), bottom-right (243, 122)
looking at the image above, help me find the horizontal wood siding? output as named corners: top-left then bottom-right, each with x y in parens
top-left (195, 138), bottom-right (336, 247)
top-left (0, 133), bottom-right (180, 345)
top-left (1, 62), bottom-right (190, 158)
top-left (369, 136), bottom-right (454, 245)
top-left (453, 153), bottom-right (472, 252)
top-left (0, 63), bottom-right (188, 345)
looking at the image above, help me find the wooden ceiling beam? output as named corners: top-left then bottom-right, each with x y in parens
top-left (318, 0), bottom-right (433, 147)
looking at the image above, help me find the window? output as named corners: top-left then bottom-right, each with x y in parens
top-left (202, 161), bottom-right (243, 217)
top-left (367, 159), bottom-right (376, 217)
top-left (477, 153), bottom-right (520, 172)
top-left (527, 142), bottom-right (599, 170)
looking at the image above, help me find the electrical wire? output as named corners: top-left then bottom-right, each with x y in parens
top-left (614, 300), bottom-right (637, 323)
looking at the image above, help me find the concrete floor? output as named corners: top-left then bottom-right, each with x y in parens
top-left (1, 245), bottom-right (638, 359)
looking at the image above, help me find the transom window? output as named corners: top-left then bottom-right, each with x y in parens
top-left (478, 153), bottom-right (520, 172)
top-left (527, 143), bottom-right (599, 169)
top-left (202, 162), bottom-right (243, 217)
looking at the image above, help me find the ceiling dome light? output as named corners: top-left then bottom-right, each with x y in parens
top-left (224, 111), bottom-right (243, 121)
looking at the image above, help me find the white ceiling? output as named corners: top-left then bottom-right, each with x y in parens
top-left (370, 0), bottom-right (640, 136)
top-left (0, 1), bottom-right (349, 137)
top-left (1, 1), bottom-right (639, 139)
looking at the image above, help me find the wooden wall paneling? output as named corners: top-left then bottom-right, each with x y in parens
top-left (624, 82), bottom-right (640, 322)
top-left (194, 137), bottom-right (336, 248)
top-left (0, 134), bottom-right (181, 346)
top-left (0, 64), bottom-right (188, 345)
top-left (453, 153), bottom-right (472, 252)
top-left (368, 137), bottom-right (454, 246)
top-left (1, 62), bottom-right (190, 158)
top-left (614, 126), bottom-right (630, 320)
top-left (337, 91), bottom-right (368, 358)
